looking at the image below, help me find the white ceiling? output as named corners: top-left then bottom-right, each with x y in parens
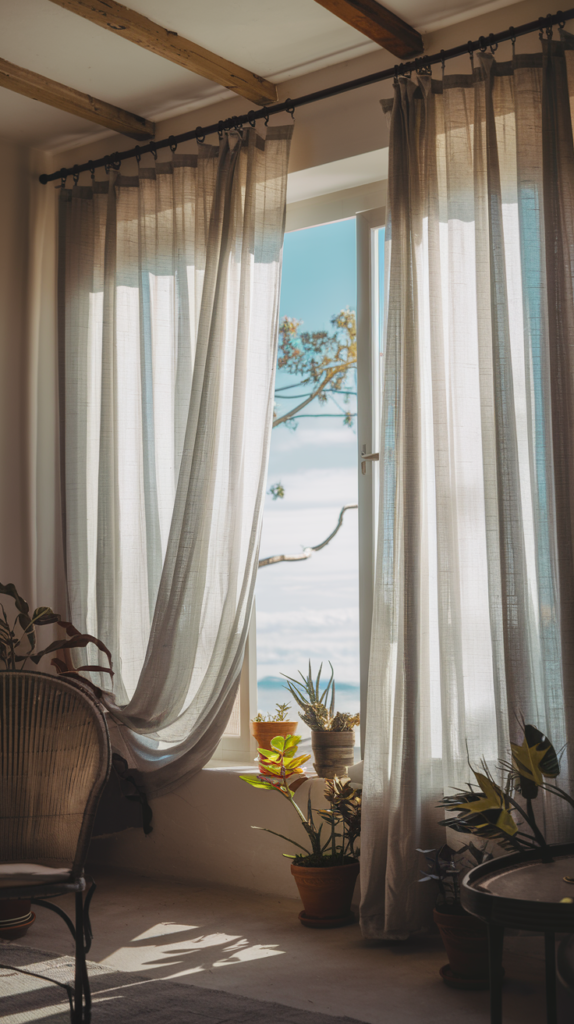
top-left (0, 0), bottom-right (520, 150)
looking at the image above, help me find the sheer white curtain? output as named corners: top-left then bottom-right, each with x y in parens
top-left (361, 39), bottom-right (574, 939)
top-left (59, 127), bottom-right (292, 795)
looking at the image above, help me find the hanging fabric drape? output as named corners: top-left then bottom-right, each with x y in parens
top-left (58, 127), bottom-right (292, 795)
top-left (360, 37), bottom-right (574, 939)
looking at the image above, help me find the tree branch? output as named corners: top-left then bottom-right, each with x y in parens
top-left (273, 361), bottom-right (355, 428)
top-left (258, 504), bottom-right (358, 569)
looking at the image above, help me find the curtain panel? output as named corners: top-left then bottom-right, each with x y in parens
top-left (361, 40), bottom-right (574, 939)
top-left (58, 127), bottom-right (292, 795)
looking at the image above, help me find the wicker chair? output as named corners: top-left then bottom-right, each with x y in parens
top-left (0, 670), bottom-right (111, 1023)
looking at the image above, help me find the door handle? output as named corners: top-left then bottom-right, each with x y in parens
top-left (361, 453), bottom-right (379, 475)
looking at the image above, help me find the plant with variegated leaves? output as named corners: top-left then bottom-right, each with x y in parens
top-left (241, 736), bottom-right (361, 864)
top-left (439, 723), bottom-right (572, 862)
top-left (0, 581), bottom-right (113, 697)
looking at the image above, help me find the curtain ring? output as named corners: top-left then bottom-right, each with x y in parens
top-left (539, 16), bottom-right (546, 41)
top-left (488, 33), bottom-right (498, 54)
top-left (285, 100), bottom-right (295, 119)
top-left (261, 107), bottom-right (270, 127)
top-left (558, 12), bottom-right (566, 29)
top-left (393, 65), bottom-right (399, 83)
top-left (111, 153), bottom-right (121, 171)
top-left (468, 42), bottom-right (475, 68)
top-left (168, 135), bottom-right (177, 153)
top-left (72, 165), bottom-right (80, 186)
top-left (195, 126), bottom-right (205, 143)
top-left (440, 49), bottom-right (446, 72)
top-left (247, 110), bottom-right (256, 128)
top-left (479, 35), bottom-right (487, 51)
top-left (134, 146), bottom-right (141, 164)
top-left (104, 161), bottom-right (111, 174)
top-left (149, 143), bottom-right (157, 160)
top-left (88, 160), bottom-right (95, 182)
top-left (58, 170), bottom-right (67, 189)
top-left (217, 120), bottom-right (225, 139)
top-left (509, 27), bottom-right (516, 58)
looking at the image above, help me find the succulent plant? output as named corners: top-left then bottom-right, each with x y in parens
top-left (251, 702), bottom-right (292, 723)
top-left (281, 661), bottom-right (359, 732)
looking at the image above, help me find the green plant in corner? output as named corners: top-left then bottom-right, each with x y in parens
top-left (0, 581), bottom-right (113, 695)
top-left (438, 722), bottom-right (571, 862)
top-left (418, 843), bottom-right (491, 915)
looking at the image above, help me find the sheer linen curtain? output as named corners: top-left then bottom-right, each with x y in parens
top-left (59, 127), bottom-right (292, 795)
top-left (361, 40), bottom-right (574, 939)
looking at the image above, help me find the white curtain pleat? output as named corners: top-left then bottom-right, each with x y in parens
top-left (361, 40), bottom-right (574, 939)
top-left (59, 128), bottom-right (292, 794)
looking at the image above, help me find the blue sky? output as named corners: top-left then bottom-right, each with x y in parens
top-left (255, 218), bottom-right (360, 725)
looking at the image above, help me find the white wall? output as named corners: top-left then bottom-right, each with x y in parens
top-left (0, 140), bottom-right (32, 596)
top-left (89, 772), bottom-right (334, 899)
top-left (0, 141), bottom-right (62, 612)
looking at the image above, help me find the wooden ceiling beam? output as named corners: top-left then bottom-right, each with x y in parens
top-left (313, 0), bottom-right (423, 59)
top-left (0, 56), bottom-right (155, 139)
top-left (48, 0), bottom-right (277, 106)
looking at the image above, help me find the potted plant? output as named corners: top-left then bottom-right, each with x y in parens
top-left (418, 843), bottom-right (493, 989)
top-left (241, 733), bottom-right (361, 927)
top-left (250, 702), bottom-right (297, 749)
top-left (0, 581), bottom-right (113, 940)
top-left (282, 662), bottom-right (359, 778)
top-left (431, 722), bottom-right (569, 987)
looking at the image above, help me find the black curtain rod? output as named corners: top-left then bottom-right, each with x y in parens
top-left (40, 8), bottom-right (573, 185)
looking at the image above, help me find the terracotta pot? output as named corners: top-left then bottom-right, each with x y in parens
top-left (250, 721), bottom-right (298, 750)
top-left (291, 860), bottom-right (359, 928)
top-left (0, 899), bottom-right (35, 940)
top-left (311, 730), bottom-right (355, 779)
top-left (434, 907), bottom-right (491, 990)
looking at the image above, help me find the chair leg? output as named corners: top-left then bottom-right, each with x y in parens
top-left (72, 891), bottom-right (92, 1024)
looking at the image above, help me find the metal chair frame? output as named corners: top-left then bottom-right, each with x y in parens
top-left (0, 670), bottom-right (111, 1023)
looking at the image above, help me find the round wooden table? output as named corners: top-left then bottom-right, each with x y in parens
top-left (462, 843), bottom-right (574, 1024)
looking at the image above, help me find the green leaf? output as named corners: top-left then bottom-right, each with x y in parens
top-left (0, 583), bottom-right (29, 615)
top-left (31, 631), bottom-right (113, 668)
top-left (239, 775), bottom-right (277, 789)
top-left (251, 826), bottom-right (312, 854)
top-left (31, 607), bottom-right (60, 626)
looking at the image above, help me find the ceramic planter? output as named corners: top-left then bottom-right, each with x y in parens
top-left (311, 729), bottom-right (355, 779)
top-left (291, 860), bottom-right (359, 927)
top-left (250, 721), bottom-right (299, 750)
top-left (0, 899), bottom-right (35, 940)
top-left (433, 907), bottom-right (491, 989)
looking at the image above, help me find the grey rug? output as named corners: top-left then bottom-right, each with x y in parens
top-left (0, 943), bottom-right (361, 1023)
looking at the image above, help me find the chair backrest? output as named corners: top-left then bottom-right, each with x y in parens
top-left (0, 670), bottom-right (111, 874)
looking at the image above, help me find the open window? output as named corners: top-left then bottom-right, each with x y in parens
top-left (212, 161), bottom-right (387, 765)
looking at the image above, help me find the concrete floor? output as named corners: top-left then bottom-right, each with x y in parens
top-left (8, 866), bottom-right (574, 1023)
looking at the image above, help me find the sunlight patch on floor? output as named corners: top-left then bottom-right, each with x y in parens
top-left (101, 928), bottom-right (285, 976)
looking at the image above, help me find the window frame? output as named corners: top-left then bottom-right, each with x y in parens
top-left (356, 207), bottom-right (385, 755)
top-left (212, 183), bottom-right (387, 765)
